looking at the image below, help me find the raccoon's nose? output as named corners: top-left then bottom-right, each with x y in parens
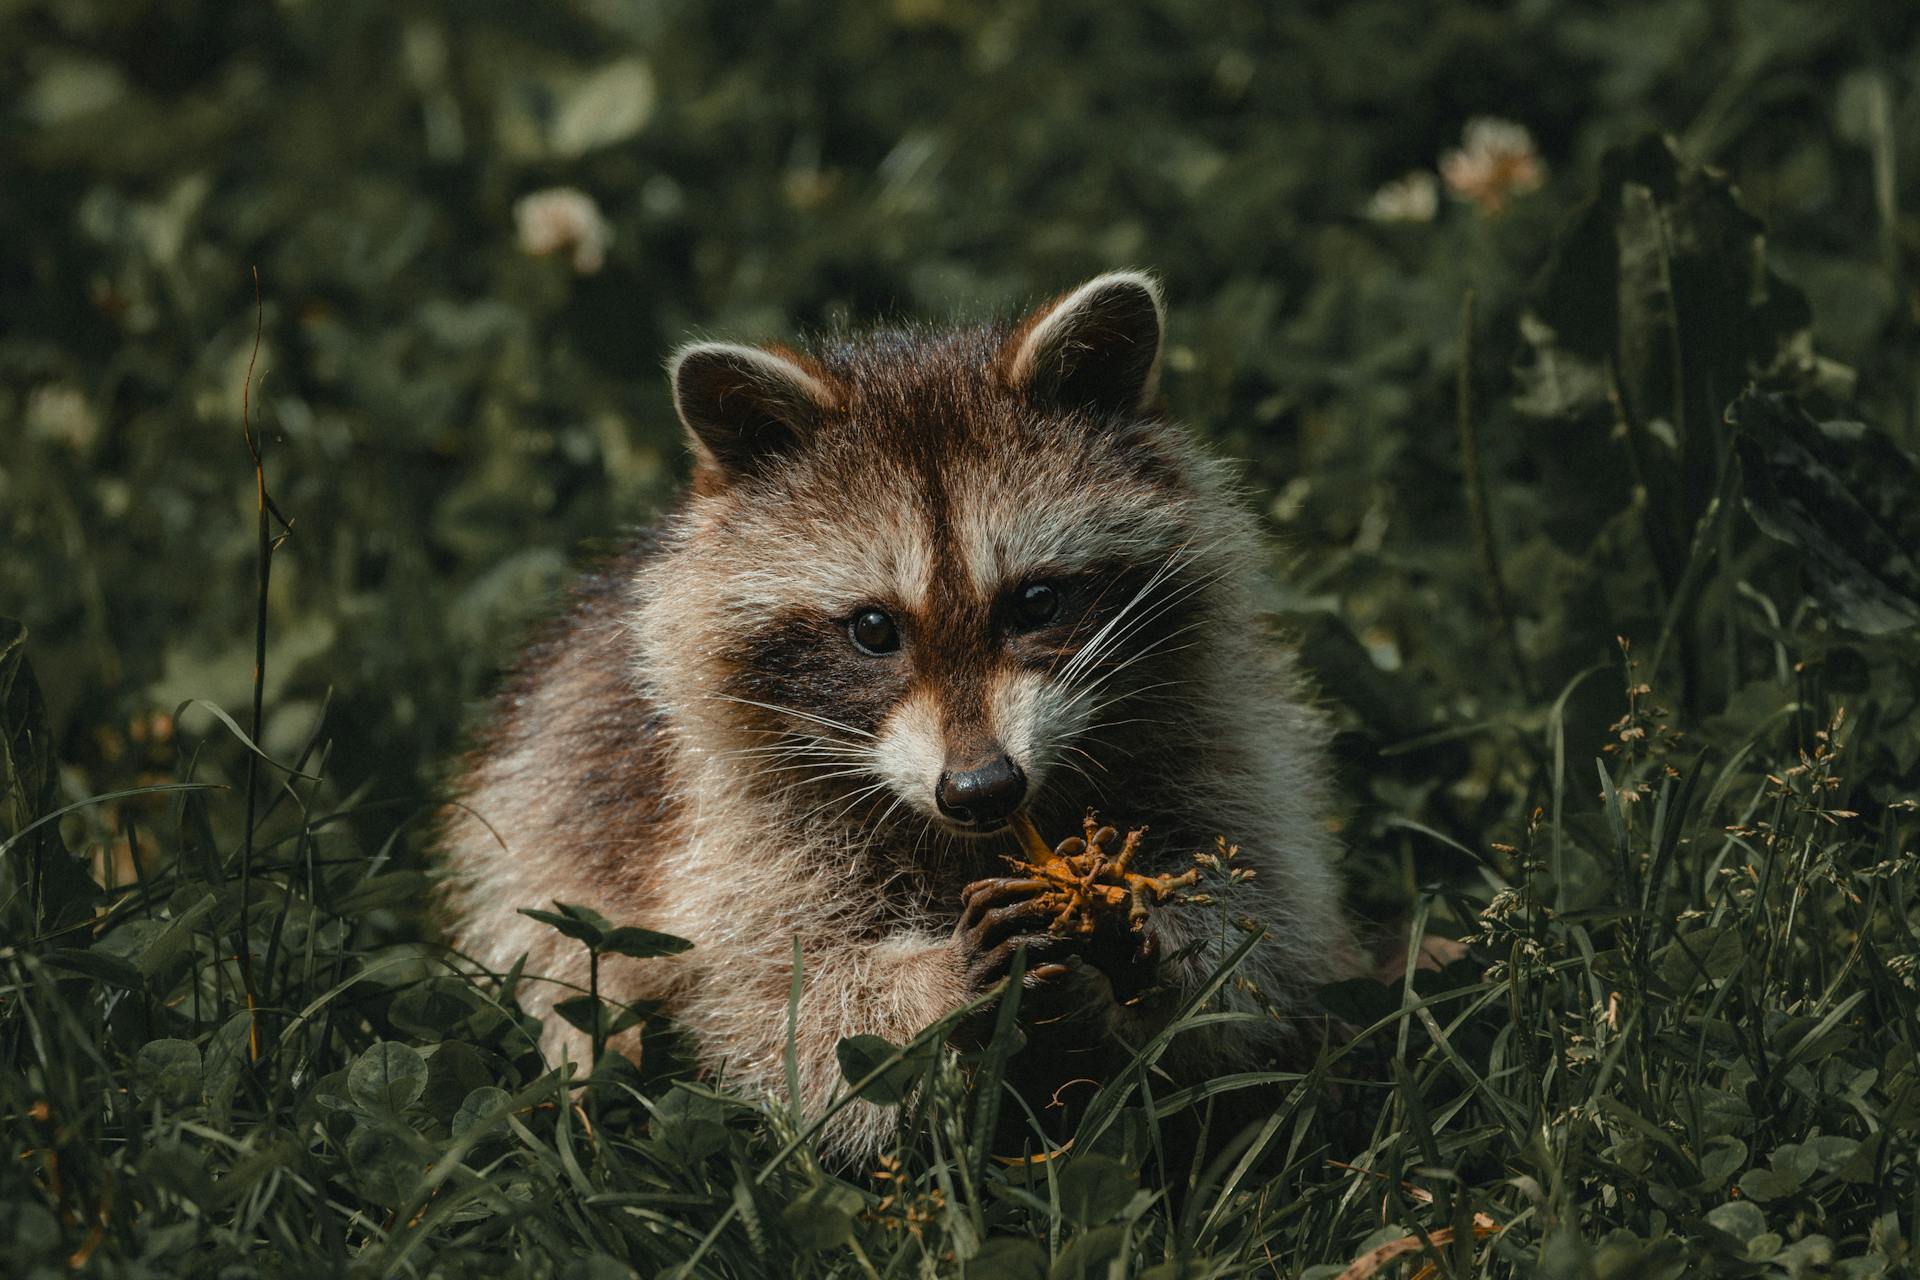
top-left (936, 755), bottom-right (1027, 826)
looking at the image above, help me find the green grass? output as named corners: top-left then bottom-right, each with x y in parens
top-left (5, 2), bottom-right (1920, 1275)
top-left (7, 264), bottom-right (1920, 1280)
top-left (4, 557), bottom-right (1918, 1277)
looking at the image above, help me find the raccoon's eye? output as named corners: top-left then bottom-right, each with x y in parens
top-left (849, 609), bottom-right (900, 655)
top-left (1014, 582), bottom-right (1061, 628)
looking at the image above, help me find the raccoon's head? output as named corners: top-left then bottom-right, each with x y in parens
top-left (654, 272), bottom-right (1252, 840)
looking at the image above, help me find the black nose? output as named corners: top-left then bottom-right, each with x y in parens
top-left (936, 756), bottom-right (1027, 826)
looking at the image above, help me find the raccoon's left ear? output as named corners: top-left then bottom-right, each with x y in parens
top-left (1002, 270), bottom-right (1165, 418)
top-left (667, 342), bottom-right (841, 483)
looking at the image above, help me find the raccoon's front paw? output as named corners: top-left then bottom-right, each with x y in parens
top-left (950, 876), bottom-right (1087, 1054)
top-left (955, 875), bottom-right (1164, 996)
top-left (953, 876), bottom-right (1080, 994)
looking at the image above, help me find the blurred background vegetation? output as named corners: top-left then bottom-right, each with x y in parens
top-left (3, 0), bottom-right (1918, 904)
top-left (9, 3), bottom-right (1920, 1275)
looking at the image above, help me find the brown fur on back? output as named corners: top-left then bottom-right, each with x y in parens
top-left (438, 550), bottom-right (685, 1030)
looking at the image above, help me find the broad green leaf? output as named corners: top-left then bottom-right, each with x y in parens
top-left (202, 1011), bottom-right (255, 1125)
top-left (967, 1238), bottom-right (1047, 1280)
top-left (348, 1040), bottom-right (429, 1113)
top-left (1736, 1164), bottom-right (1805, 1203)
top-left (1732, 391), bottom-right (1920, 634)
top-left (347, 1119), bottom-right (421, 1207)
top-left (553, 994), bottom-right (655, 1043)
top-left (1048, 1224), bottom-right (1128, 1280)
top-left (0, 1202), bottom-right (60, 1260)
top-left (420, 1040), bottom-right (493, 1121)
top-left (1658, 927), bottom-right (1743, 991)
top-left (1696, 1135), bottom-right (1746, 1187)
top-left (554, 994), bottom-right (607, 1038)
top-left (1055, 1154), bottom-right (1139, 1226)
top-left (835, 1032), bottom-right (927, 1106)
top-left (42, 946), bottom-right (144, 990)
top-left (332, 870), bottom-right (433, 916)
top-left (134, 1038), bottom-right (202, 1107)
top-left (1536, 1230), bottom-right (1595, 1280)
top-left (1807, 1135), bottom-right (1859, 1172)
top-left (452, 1085), bottom-right (512, 1140)
top-left (138, 1141), bottom-right (215, 1210)
top-left (598, 925), bottom-right (694, 958)
top-left (518, 902), bottom-right (610, 947)
top-left (388, 977), bottom-right (487, 1041)
top-left (780, 1180), bottom-right (864, 1251)
top-left (652, 1084), bottom-right (731, 1164)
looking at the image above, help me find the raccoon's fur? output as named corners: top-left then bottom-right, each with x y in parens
top-left (437, 272), bottom-right (1360, 1163)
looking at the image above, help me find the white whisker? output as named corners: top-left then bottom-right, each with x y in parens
top-left (1057, 565), bottom-right (1223, 696)
top-left (1055, 545), bottom-right (1195, 686)
top-left (706, 694), bottom-right (876, 740)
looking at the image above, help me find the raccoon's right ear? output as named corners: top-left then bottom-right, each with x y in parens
top-left (668, 342), bottom-right (840, 482)
top-left (1001, 270), bottom-right (1166, 419)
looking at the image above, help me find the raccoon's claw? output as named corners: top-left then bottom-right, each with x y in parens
top-left (955, 876), bottom-right (1093, 993)
top-left (965, 935), bottom-right (1079, 994)
top-left (958, 877), bottom-right (1054, 931)
top-left (951, 875), bottom-right (1149, 1067)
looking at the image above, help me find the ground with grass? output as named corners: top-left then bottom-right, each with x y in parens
top-left (4, 2), bottom-right (1920, 1276)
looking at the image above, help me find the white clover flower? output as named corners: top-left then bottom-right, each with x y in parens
top-left (26, 384), bottom-right (99, 449)
top-left (1441, 117), bottom-right (1546, 214)
top-left (514, 186), bottom-right (613, 274)
top-left (1364, 170), bottom-right (1439, 223)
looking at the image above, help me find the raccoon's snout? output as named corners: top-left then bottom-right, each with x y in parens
top-left (936, 754), bottom-right (1026, 827)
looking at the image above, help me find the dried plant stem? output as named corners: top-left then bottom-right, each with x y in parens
top-left (238, 267), bottom-right (292, 1063)
top-left (1007, 812), bottom-right (1199, 936)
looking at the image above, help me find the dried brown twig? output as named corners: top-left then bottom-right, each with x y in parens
top-left (1006, 811), bottom-right (1203, 936)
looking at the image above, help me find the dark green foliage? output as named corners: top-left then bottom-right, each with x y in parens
top-left (5, 0), bottom-right (1920, 1275)
top-left (1733, 392), bottom-right (1920, 635)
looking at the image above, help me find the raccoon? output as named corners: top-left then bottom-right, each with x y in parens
top-left (436, 271), bottom-right (1360, 1163)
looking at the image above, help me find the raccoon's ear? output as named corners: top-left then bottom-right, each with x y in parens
top-left (668, 342), bottom-right (840, 481)
top-left (1002, 270), bottom-right (1165, 418)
